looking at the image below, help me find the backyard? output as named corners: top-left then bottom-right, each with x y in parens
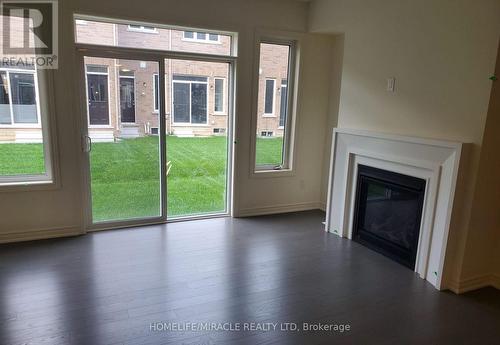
top-left (0, 136), bottom-right (283, 221)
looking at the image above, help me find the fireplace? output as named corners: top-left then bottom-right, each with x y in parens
top-left (352, 165), bottom-right (426, 269)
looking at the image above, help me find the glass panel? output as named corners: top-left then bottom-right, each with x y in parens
top-left (363, 181), bottom-right (421, 250)
top-left (0, 14), bottom-right (47, 178)
top-left (264, 79), bottom-right (274, 114)
top-left (173, 82), bottom-right (190, 123)
top-left (165, 58), bottom-right (230, 218)
top-left (191, 83), bottom-right (207, 124)
top-left (75, 18), bottom-right (233, 56)
top-left (86, 65), bottom-right (108, 74)
top-left (173, 75), bottom-right (207, 82)
top-left (84, 57), bottom-right (161, 223)
top-left (255, 43), bottom-right (291, 168)
top-left (10, 73), bottom-right (38, 124)
top-left (214, 78), bottom-right (223, 112)
top-left (0, 71), bottom-right (11, 124)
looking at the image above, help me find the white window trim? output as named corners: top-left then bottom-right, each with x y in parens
top-left (0, 69), bottom-right (59, 189)
top-left (263, 78), bottom-right (276, 117)
top-left (153, 73), bottom-right (159, 113)
top-left (75, 19), bottom-right (88, 25)
top-left (172, 78), bottom-right (209, 126)
top-left (0, 68), bottom-right (42, 128)
top-left (213, 77), bottom-right (226, 115)
top-left (250, 33), bottom-right (299, 176)
top-left (127, 25), bottom-right (158, 34)
top-left (85, 65), bottom-right (113, 128)
top-left (182, 31), bottom-right (221, 44)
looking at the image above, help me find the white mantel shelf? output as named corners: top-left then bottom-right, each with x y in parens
top-left (325, 128), bottom-right (463, 290)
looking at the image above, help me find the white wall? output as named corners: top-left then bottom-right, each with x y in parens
top-left (309, 0), bottom-right (500, 288)
top-left (0, 0), bottom-right (334, 241)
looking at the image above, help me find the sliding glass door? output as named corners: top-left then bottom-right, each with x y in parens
top-left (165, 59), bottom-right (231, 218)
top-left (81, 56), bottom-right (165, 225)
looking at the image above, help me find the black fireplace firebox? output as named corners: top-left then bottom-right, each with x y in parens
top-left (352, 165), bottom-right (426, 270)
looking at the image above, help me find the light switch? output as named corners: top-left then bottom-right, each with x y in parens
top-left (387, 77), bottom-right (396, 92)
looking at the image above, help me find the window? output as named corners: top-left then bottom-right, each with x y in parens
top-left (172, 75), bottom-right (208, 124)
top-left (213, 128), bottom-right (226, 134)
top-left (254, 41), bottom-right (295, 171)
top-left (214, 78), bottom-right (225, 114)
top-left (279, 79), bottom-right (287, 127)
top-left (153, 74), bottom-right (159, 112)
top-left (0, 69), bottom-right (39, 125)
top-left (183, 31), bottom-right (220, 43)
top-left (264, 79), bottom-right (275, 115)
top-left (127, 24), bottom-right (157, 33)
top-left (150, 127), bottom-right (159, 135)
top-left (0, 17), bottom-right (54, 184)
top-left (74, 16), bottom-right (234, 56)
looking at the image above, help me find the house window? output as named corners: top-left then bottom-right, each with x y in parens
top-left (153, 74), bottom-right (159, 112)
top-left (150, 127), bottom-right (159, 135)
top-left (213, 128), bottom-right (226, 134)
top-left (0, 69), bottom-right (39, 125)
top-left (279, 79), bottom-right (287, 127)
top-left (172, 75), bottom-right (208, 124)
top-left (183, 31), bottom-right (220, 43)
top-left (214, 78), bottom-right (225, 114)
top-left (127, 24), bottom-right (157, 33)
top-left (255, 41), bottom-right (295, 171)
top-left (264, 79), bottom-right (275, 115)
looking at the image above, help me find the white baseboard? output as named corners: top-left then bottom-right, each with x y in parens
top-left (447, 274), bottom-right (500, 294)
top-left (237, 201), bottom-right (323, 217)
top-left (0, 226), bottom-right (82, 244)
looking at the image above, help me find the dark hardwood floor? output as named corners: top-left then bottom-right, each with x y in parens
top-left (1, 210), bottom-right (499, 345)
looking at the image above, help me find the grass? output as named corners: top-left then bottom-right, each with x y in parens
top-left (0, 136), bottom-right (283, 221)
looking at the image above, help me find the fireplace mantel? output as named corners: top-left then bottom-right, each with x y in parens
top-left (325, 128), bottom-right (462, 290)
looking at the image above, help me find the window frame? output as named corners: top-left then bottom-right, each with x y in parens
top-left (263, 78), bottom-right (276, 117)
top-left (213, 77), bottom-right (226, 115)
top-left (0, 68), bottom-right (59, 189)
top-left (172, 76), bottom-right (209, 126)
top-left (251, 35), bottom-right (299, 175)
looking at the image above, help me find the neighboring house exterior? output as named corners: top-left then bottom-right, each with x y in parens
top-left (0, 20), bottom-right (289, 143)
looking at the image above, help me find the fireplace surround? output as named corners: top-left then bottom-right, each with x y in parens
top-left (325, 129), bottom-right (462, 290)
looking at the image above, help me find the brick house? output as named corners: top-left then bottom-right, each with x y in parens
top-left (0, 20), bottom-right (289, 142)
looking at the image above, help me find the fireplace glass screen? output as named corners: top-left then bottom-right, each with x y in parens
top-left (353, 165), bottom-right (426, 269)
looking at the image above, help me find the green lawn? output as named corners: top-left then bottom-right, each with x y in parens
top-left (0, 136), bottom-right (283, 221)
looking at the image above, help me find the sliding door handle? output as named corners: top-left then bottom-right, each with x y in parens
top-left (82, 135), bottom-right (92, 153)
